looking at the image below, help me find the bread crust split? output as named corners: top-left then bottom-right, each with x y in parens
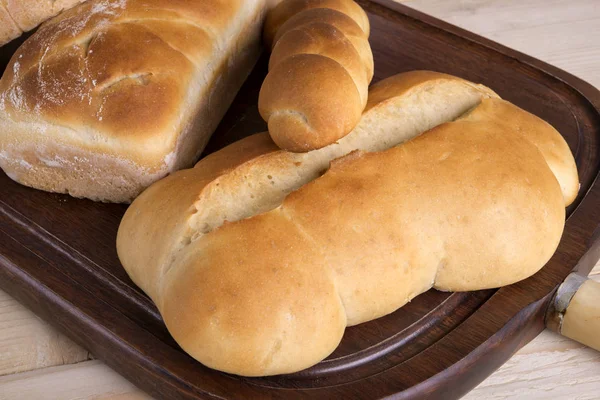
top-left (259, 0), bottom-right (374, 152)
top-left (117, 71), bottom-right (579, 376)
top-left (0, 0), bottom-right (271, 202)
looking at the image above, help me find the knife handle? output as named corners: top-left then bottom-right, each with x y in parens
top-left (546, 272), bottom-right (600, 351)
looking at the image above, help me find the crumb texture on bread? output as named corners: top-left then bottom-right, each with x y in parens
top-left (0, 0), bottom-right (268, 202)
top-left (117, 71), bottom-right (579, 376)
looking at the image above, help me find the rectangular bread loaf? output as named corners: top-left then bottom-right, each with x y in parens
top-left (0, 0), bottom-right (268, 202)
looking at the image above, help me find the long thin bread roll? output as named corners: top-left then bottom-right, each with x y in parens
top-left (259, 0), bottom-right (374, 152)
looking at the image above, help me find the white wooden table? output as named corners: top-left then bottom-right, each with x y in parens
top-left (1, 1), bottom-right (599, 399)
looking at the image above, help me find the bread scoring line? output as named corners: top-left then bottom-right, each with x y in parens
top-left (156, 86), bottom-right (493, 303)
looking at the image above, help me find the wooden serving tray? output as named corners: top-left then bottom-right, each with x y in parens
top-left (1, 1), bottom-right (600, 399)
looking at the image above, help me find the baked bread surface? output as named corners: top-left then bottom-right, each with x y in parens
top-left (0, 0), bottom-right (268, 202)
top-left (0, 0), bottom-right (87, 46)
top-left (259, 0), bottom-right (374, 152)
top-left (118, 71), bottom-right (579, 376)
top-left (263, 0), bottom-right (369, 47)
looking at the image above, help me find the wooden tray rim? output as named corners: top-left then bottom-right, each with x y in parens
top-left (0, 1), bottom-right (599, 399)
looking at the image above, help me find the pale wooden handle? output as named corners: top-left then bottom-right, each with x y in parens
top-left (562, 279), bottom-right (600, 351)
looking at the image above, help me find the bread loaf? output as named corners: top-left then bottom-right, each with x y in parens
top-left (259, 0), bottom-right (374, 152)
top-left (0, 0), bottom-right (269, 202)
top-left (0, 0), bottom-right (87, 46)
top-left (117, 71), bottom-right (579, 376)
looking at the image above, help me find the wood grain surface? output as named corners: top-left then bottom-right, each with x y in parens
top-left (0, 0), bottom-right (599, 399)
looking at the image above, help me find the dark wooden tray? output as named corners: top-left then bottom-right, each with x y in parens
top-left (1, 1), bottom-right (600, 399)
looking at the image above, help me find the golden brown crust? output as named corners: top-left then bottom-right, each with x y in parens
top-left (117, 133), bottom-right (279, 299)
top-left (259, 54), bottom-right (364, 151)
top-left (263, 0), bottom-right (369, 47)
top-left (118, 71), bottom-right (579, 376)
top-left (0, 0), bottom-right (268, 202)
top-left (272, 7), bottom-right (374, 79)
top-left (162, 212), bottom-right (347, 376)
top-left (463, 98), bottom-right (579, 205)
top-left (119, 70), bottom-right (501, 298)
top-left (259, 0), bottom-right (373, 152)
top-left (268, 20), bottom-right (369, 104)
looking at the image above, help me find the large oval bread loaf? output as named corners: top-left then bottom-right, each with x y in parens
top-left (259, 0), bottom-right (374, 152)
top-left (0, 0), bottom-right (270, 202)
top-left (117, 71), bottom-right (579, 376)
